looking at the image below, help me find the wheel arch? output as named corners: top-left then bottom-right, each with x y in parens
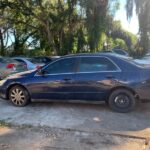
top-left (108, 86), bottom-right (139, 100)
top-left (6, 83), bottom-right (30, 100)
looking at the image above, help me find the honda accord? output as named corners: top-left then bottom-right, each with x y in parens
top-left (0, 53), bottom-right (150, 113)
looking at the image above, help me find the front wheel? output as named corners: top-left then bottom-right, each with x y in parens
top-left (108, 89), bottom-right (136, 113)
top-left (9, 85), bottom-right (30, 107)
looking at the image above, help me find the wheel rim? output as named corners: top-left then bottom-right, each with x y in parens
top-left (114, 94), bottom-right (130, 108)
top-left (10, 88), bottom-right (25, 106)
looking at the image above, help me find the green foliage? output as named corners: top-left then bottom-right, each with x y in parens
top-left (98, 32), bottom-right (107, 50)
top-left (126, 0), bottom-right (150, 54)
top-left (0, 120), bottom-right (9, 127)
top-left (108, 20), bottom-right (137, 51)
top-left (27, 49), bottom-right (47, 57)
top-left (0, 0), bottom-right (138, 56)
top-left (114, 38), bottom-right (128, 49)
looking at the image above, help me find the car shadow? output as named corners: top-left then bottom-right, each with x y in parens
top-left (1, 99), bottom-right (150, 136)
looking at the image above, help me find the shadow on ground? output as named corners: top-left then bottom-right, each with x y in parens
top-left (0, 99), bottom-right (150, 137)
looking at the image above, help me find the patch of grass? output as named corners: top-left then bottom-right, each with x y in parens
top-left (0, 120), bottom-right (9, 127)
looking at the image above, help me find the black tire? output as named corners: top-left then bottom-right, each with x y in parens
top-left (108, 89), bottom-right (136, 113)
top-left (105, 100), bottom-right (109, 105)
top-left (9, 85), bottom-right (30, 107)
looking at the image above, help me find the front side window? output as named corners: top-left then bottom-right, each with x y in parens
top-left (43, 58), bottom-right (76, 74)
top-left (78, 57), bottom-right (119, 72)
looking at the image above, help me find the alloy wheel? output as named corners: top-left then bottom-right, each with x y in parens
top-left (10, 88), bottom-right (26, 106)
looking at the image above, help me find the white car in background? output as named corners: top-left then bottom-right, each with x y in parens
top-left (0, 57), bottom-right (27, 79)
top-left (133, 56), bottom-right (150, 66)
top-left (12, 57), bottom-right (45, 70)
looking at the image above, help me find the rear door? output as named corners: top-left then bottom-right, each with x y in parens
top-left (73, 56), bottom-right (121, 100)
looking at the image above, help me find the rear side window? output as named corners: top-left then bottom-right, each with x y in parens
top-left (78, 57), bottom-right (119, 72)
top-left (43, 58), bottom-right (76, 74)
top-left (27, 58), bottom-right (37, 64)
top-left (32, 58), bottom-right (48, 63)
top-left (14, 59), bottom-right (26, 64)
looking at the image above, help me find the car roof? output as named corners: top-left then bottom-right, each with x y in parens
top-left (33, 56), bottom-right (49, 58)
top-left (12, 57), bottom-right (32, 63)
top-left (62, 52), bottom-right (129, 59)
top-left (62, 53), bottom-right (107, 57)
top-left (12, 57), bottom-right (28, 59)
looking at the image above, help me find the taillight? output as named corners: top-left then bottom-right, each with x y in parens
top-left (24, 64), bottom-right (28, 69)
top-left (6, 63), bottom-right (15, 69)
top-left (36, 66), bottom-right (42, 70)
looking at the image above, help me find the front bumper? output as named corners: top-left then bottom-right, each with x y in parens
top-left (0, 87), bottom-right (7, 99)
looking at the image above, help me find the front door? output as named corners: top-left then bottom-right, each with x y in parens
top-left (28, 57), bottom-right (78, 100)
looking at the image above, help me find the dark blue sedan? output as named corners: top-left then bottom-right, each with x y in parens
top-left (0, 53), bottom-right (150, 113)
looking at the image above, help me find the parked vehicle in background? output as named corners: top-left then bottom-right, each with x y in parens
top-left (101, 49), bottom-right (129, 56)
top-left (12, 57), bottom-right (45, 70)
top-left (0, 57), bottom-right (27, 79)
top-left (112, 49), bottom-right (129, 56)
top-left (133, 55), bottom-right (150, 66)
top-left (1, 53), bottom-right (150, 113)
top-left (32, 56), bottom-right (52, 65)
top-left (50, 56), bottom-right (61, 60)
top-left (146, 52), bottom-right (150, 56)
top-left (32, 56), bottom-right (60, 65)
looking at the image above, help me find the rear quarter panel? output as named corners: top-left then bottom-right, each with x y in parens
top-left (134, 68), bottom-right (150, 100)
top-left (109, 56), bottom-right (145, 97)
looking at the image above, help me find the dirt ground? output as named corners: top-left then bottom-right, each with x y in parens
top-left (0, 99), bottom-right (150, 150)
top-left (0, 126), bottom-right (149, 150)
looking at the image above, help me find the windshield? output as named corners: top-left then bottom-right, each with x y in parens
top-left (0, 57), bottom-right (16, 63)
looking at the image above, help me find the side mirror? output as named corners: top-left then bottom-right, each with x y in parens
top-left (37, 68), bottom-right (48, 76)
top-left (36, 66), bottom-right (42, 70)
top-left (37, 68), bottom-right (44, 75)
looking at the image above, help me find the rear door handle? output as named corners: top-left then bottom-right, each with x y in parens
top-left (106, 75), bottom-right (115, 79)
top-left (63, 78), bottom-right (72, 81)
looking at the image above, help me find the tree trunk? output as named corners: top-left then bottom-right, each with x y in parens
top-left (45, 21), bottom-right (58, 55)
top-left (0, 29), bottom-right (5, 56)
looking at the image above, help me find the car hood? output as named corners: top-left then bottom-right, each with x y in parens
top-left (6, 70), bottom-right (36, 79)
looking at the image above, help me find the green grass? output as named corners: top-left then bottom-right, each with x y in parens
top-left (0, 120), bottom-right (9, 127)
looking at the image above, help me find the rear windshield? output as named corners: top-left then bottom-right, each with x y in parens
top-left (113, 49), bottom-right (127, 55)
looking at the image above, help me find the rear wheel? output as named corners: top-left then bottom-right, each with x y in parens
top-left (9, 85), bottom-right (30, 107)
top-left (108, 89), bottom-right (136, 113)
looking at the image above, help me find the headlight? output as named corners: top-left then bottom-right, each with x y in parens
top-left (0, 80), bottom-right (6, 86)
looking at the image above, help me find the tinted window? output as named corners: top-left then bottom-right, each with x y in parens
top-left (113, 49), bottom-right (127, 55)
top-left (43, 58), bottom-right (76, 74)
top-left (14, 59), bottom-right (26, 64)
top-left (27, 58), bottom-right (39, 64)
top-left (78, 57), bottom-right (118, 72)
top-left (32, 57), bottom-right (51, 64)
